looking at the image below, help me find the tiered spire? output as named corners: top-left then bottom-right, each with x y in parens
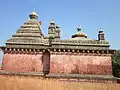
top-left (6, 11), bottom-right (44, 46)
top-left (46, 20), bottom-right (61, 39)
top-left (55, 25), bottom-right (60, 39)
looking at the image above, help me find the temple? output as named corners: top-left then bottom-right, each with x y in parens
top-left (0, 11), bottom-right (115, 75)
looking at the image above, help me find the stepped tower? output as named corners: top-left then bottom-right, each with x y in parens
top-left (1, 11), bottom-right (46, 72)
top-left (6, 11), bottom-right (44, 48)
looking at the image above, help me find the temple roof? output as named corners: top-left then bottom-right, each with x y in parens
top-left (4, 11), bottom-right (111, 50)
top-left (6, 11), bottom-right (44, 46)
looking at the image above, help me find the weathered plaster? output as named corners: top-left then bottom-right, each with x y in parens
top-left (50, 54), bottom-right (112, 75)
top-left (2, 53), bottom-right (43, 72)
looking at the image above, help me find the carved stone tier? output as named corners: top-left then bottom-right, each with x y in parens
top-left (6, 11), bottom-right (44, 47)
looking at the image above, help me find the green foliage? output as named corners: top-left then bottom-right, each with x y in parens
top-left (112, 50), bottom-right (120, 77)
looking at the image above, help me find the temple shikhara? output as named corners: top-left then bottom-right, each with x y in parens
top-left (0, 11), bottom-right (115, 75)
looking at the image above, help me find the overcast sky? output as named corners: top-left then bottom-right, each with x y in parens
top-left (0, 0), bottom-right (120, 60)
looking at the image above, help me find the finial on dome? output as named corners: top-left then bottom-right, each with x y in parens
top-left (98, 29), bottom-right (105, 40)
top-left (29, 9), bottom-right (38, 19)
top-left (50, 20), bottom-right (55, 24)
top-left (77, 25), bottom-right (81, 31)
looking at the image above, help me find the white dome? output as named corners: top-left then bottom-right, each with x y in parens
top-left (29, 11), bottom-right (38, 17)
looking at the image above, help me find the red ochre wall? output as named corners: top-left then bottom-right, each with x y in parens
top-left (2, 52), bottom-right (112, 75)
top-left (2, 53), bottom-right (43, 72)
top-left (50, 54), bottom-right (112, 75)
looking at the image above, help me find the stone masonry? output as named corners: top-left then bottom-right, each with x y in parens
top-left (0, 11), bottom-right (115, 75)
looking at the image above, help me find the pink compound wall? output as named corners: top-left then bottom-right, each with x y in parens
top-left (50, 54), bottom-right (112, 75)
top-left (2, 53), bottom-right (43, 72)
top-left (2, 52), bottom-right (112, 75)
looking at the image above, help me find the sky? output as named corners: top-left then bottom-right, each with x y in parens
top-left (0, 0), bottom-right (120, 60)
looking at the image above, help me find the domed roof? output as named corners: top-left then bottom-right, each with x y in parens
top-left (72, 25), bottom-right (87, 38)
top-left (29, 11), bottom-right (38, 19)
top-left (29, 11), bottom-right (38, 16)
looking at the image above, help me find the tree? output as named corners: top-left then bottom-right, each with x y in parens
top-left (112, 50), bottom-right (120, 77)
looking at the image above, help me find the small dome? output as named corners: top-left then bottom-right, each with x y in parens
top-left (72, 31), bottom-right (87, 38)
top-left (72, 26), bottom-right (87, 38)
top-left (48, 20), bottom-right (55, 29)
top-left (29, 11), bottom-right (38, 16)
top-left (29, 11), bottom-right (38, 19)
